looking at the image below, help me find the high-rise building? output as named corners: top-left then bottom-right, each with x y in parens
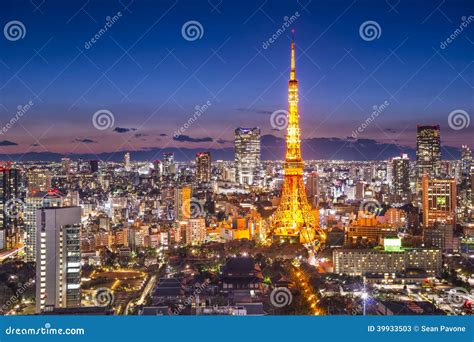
top-left (0, 166), bottom-right (21, 227)
top-left (0, 166), bottom-right (22, 250)
top-left (27, 168), bottom-right (52, 193)
top-left (416, 125), bottom-right (441, 179)
top-left (89, 160), bottom-right (99, 173)
top-left (195, 152), bottom-right (211, 183)
top-left (384, 208), bottom-right (406, 229)
top-left (423, 222), bottom-right (456, 252)
top-left (186, 218), bottom-right (206, 245)
top-left (270, 35), bottom-right (325, 245)
top-left (36, 206), bottom-right (81, 313)
top-left (61, 157), bottom-right (72, 175)
top-left (124, 152), bottom-right (131, 171)
top-left (392, 154), bottom-right (410, 199)
top-left (163, 153), bottom-right (176, 176)
top-left (174, 186), bottom-right (191, 221)
top-left (460, 145), bottom-right (472, 213)
top-left (355, 181), bottom-right (365, 201)
top-left (234, 127), bottom-right (260, 185)
top-left (25, 191), bottom-right (64, 262)
top-left (422, 175), bottom-right (456, 228)
top-left (461, 145), bottom-right (473, 181)
top-left (306, 172), bottom-right (320, 206)
top-left (153, 160), bottom-right (162, 179)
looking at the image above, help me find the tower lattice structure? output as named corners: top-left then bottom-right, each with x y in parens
top-left (270, 36), bottom-right (325, 245)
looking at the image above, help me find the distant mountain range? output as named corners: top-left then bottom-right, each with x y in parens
top-left (0, 135), bottom-right (462, 162)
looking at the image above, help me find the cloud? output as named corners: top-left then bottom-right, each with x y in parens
top-left (114, 127), bottom-right (136, 133)
top-left (74, 138), bottom-right (97, 144)
top-left (173, 135), bottom-right (213, 143)
top-left (159, 133), bottom-right (167, 137)
top-left (0, 140), bottom-right (18, 146)
top-left (236, 108), bottom-right (273, 115)
top-left (217, 138), bottom-right (232, 144)
top-left (134, 133), bottom-right (148, 138)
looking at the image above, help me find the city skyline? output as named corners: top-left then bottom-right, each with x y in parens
top-left (0, 0), bottom-right (472, 319)
top-left (0, 0), bottom-right (472, 160)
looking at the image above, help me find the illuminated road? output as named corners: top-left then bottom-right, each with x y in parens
top-left (0, 246), bottom-right (24, 262)
top-left (291, 266), bottom-right (323, 315)
top-left (137, 275), bottom-right (157, 305)
top-left (125, 265), bottom-right (162, 315)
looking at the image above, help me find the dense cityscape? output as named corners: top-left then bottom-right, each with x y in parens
top-left (0, 37), bottom-right (472, 318)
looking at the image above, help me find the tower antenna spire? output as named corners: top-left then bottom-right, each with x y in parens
top-left (290, 29), bottom-right (296, 81)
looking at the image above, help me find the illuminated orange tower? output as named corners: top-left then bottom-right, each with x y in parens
top-left (271, 33), bottom-right (325, 245)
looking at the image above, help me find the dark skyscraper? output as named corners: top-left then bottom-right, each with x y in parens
top-left (89, 160), bottom-right (99, 173)
top-left (460, 145), bottom-right (472, 218)
top-left (195, 152), bottom-right (211, 183)
top-left (0, 166), bottom-right (22, 249)
top-left (392, 154), bottom-right (410, 200)
top-left (416, 125), bottom-right (441, 180)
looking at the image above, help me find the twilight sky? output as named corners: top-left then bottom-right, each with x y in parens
top-left (0, 0), bottom-right (472, 161)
